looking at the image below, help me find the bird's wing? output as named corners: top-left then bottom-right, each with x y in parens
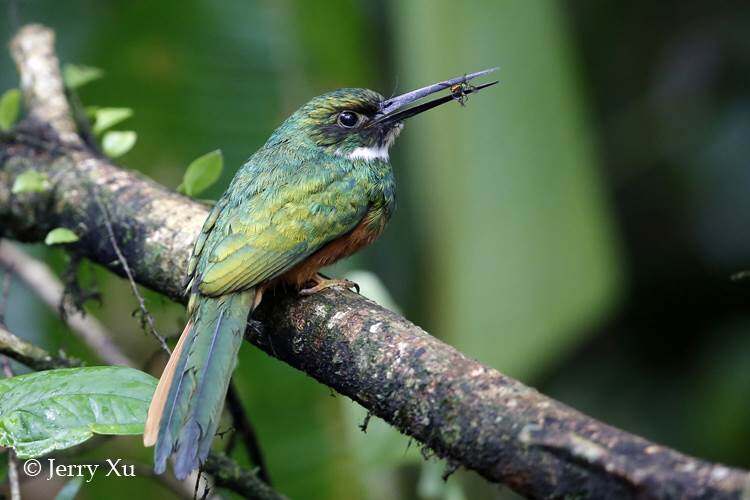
top-left (192, 161), bottom-right (369, 297)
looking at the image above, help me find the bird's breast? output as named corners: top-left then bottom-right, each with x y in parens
top-left (277, 206), bottom-right (388, 289)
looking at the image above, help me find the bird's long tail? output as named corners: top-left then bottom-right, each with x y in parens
top-left (143, 289), bottom-right (255, 479)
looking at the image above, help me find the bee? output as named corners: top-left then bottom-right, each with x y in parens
top-left (449, 79), bottom-right (476, 106)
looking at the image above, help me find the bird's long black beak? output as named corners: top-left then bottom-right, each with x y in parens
top-left (373, 67), bottom-right (499, 126)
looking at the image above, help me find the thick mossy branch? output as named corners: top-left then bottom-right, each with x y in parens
top-left (2, 22), bottom-right (749, 500)
top-left (0, 147), bottom-right (205, 301)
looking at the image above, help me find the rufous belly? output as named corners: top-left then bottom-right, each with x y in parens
top-left (275, 212), bottom-right (384, 289)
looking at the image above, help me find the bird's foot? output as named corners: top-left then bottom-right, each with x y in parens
top-left (299, 274), bottom-right (360, 296)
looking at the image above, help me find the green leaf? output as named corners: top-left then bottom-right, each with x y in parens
top-left (178, 149), bottom-right (223, 197)
top-left (44, 228), bottom-right (79, 245)
top-left (92, 107), bottom-right (133, 135)
top-left (0, 88), bottom-right (21, 131)
top-left (11, 170), bottom-right (51, 194)
top-left (54, 477), bottom-right (84, 500)
top-left (102, 130), bottom-right (137, 158)
top-left (0, 367), bottom-right (157, 458)
top-left (84, 106), bottom-right (99, 120)
top-left (62, 64), bottom-right (103, 90)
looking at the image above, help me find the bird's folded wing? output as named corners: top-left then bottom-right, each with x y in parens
top-left (194, 168), bottom-right (368, 297)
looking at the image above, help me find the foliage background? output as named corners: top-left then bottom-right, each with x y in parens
top-left (1, 0), bottom-right (749, 498)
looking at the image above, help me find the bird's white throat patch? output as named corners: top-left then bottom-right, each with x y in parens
top-left (338, 123), bottom-right (402, 162)
top-left (346, 145), bottom-right (390, 162)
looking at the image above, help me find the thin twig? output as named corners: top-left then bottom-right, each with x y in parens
top-left (223, 429), bottom-right (238, 455)
top-left (0, 241), bottom-right (134, 367)
top-left (0, 279), bottom-right (17, 500)
top-left (65, 87), bottom-right (102, 154)
top-left (5, 449), bottom-right (21, 500)
top-left (91, 192), bottom-right (170, 355)
top-left (0, 265), bottom-right (11, 325)
top-left (2, 351), bottom-right (15, 379)
top-left (193, 468), bottom-right (201, 500)
top-left (0, 323), bottom-right (80, 370)
top-left (2, 356), bottom-right (21, 500)
top-left (226, 382), bottom-right (272, 485)
top-left (203, 453), bottom-right (286, 500)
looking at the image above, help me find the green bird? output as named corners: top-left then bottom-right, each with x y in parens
top-left (143, 68), bottom-right (498, 479)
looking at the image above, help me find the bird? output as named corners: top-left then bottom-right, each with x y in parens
top-left (143, 68), bottom-right (498, 480)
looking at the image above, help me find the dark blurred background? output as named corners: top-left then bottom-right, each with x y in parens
top-left (1, 1), bottom-right (749, 499)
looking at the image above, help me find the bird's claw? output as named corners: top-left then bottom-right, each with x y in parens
top-left (299, 276), bottom-right (360, 296)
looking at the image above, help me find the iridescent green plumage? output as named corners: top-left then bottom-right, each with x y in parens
top-left (188, 133), bottom-right (395, 299)
top-left (148, 89), bottom-right (397, 479)
top-left (145, 70), bottom-right (498, 480)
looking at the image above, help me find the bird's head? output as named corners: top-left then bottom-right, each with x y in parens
top-left (266, 68), bottom-right (498, 162)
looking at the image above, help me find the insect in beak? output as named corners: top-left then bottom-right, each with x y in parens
top-left (371, 67), bottom-right (499, 126)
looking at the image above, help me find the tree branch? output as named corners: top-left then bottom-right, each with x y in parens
top-left (203, 453), bottom-right (284, 500)
top-left (0, 320), bottom-right (279, 500)
top-left (9, 25), bottom-right (80, 146)
top-left (0, 323), bottom-right (80, 370)
top-left (0, 240), bottom-right (134, 367)
top-left (2, 358), bottom-right (21, 500)
top-left (0, 247), bottom-right (280, 500)
top-left (226, 382), bottom-right (272, 485)
top-left (1, 22), bottom-right (749, 500)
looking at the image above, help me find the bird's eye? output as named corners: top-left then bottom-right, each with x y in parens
top-left (337, 111), bottom-right (360, 128)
